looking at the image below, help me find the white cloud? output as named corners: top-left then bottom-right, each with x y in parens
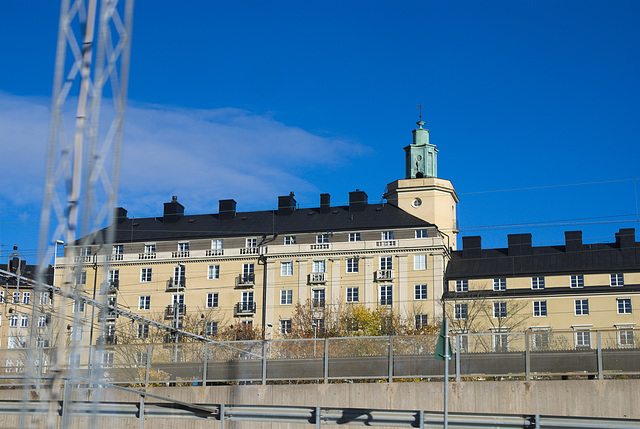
top-left (0, 93), bottom-right (370, 219)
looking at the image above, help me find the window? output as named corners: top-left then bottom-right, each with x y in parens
top-left (10, 315), bottom-right (18, 327)
top-left (81, 246), bottom-right (92, 257)
top-left (617, 329), bottom-right (634, 347)
top-left (415, 314), bottom-right (429, 330)
top-left (575, 330), bottom-right (591, 348)
top-left (454, 303), bottom-right (468, 320)
top-left (77, 271), bottom-right (86, 285)
top-left (207, 293), bottom-right (219, 308)
top-left (348, 233), bottom-right (361, 242)
top-left (208, 264), bottom-right (220, 280)
top-left (22, 292), bottom-right (30, 305)
top-left (241, 291), bottom-right (254, 308)
top-left (531, 329), bottom-right (551, 350)
top-left (102, 352), bottom-right (114, 367)
top-left (284, 236), bottom-right (296, 245)
top-left (178, 241), bottom-right (190, 252)
top-left (141, 268), bottom-right (152, 282)
top-left (610, 274), bottom-right (624, 287)
top-left (211, 239), bottom-right (223, 249)
top-left (379, 256), bottom-right (393, 270)
top-left (206, 321), bottom-right (218, 336)
top-left (172, 293), bottom-right (185, 306)
top-left (0, 290), bottom-right (3, 303)
top-left (346, 258), bottom-right (359, 273)
top-left (38, 316), bottom-right (47, 328)
top-left (312, 260), bottom-right (326, 273)
top-left (455, 280), bottom-right (468, 292)
top-left (493, 302), bottom-right (507, 318)
top-left (73, 300), bottom-right (85, 313)
top-left (531, 277), bottom-right (545, 290)
top-left (8, 337), bottom-right (26, 349)
top-left (243, 263), bottom-right (255, 275)
top-left (246, 237), bottom-right (257, 248)
top-left (415, 229), bottom-right (429, 238)
top-left (280, 319), bottom-right (292, 334)
top-left (617, 298), bottom-right (632, 314)
top-left (137, 324), bottom-right (149, 339)
top-left (13, 291), bottom-right (20, 304)
top-left (570, 275), bottom-right (584, 288)
top-left (314, 318), bottom-right (325, 333)
top-left (71, 326), bottom-right (83, 341)
top-left (108, 269), bottom-right (119, 282)
top-left (281, 261), bottom-right (293, 276)
top-left (39, 292), bottom-right (49, 306)
top-left (313, 289), bottom-right (325, 308)
top-left (316, 234), bottom-right (329, 244)
top-left (36, 338), bottom-right (48, 348)
top-left (280, 290), bottom-right (293, 305)
top-left (414, 284), bottom-right (428, 300)
top-left (533, 300), bottom-right (547, 317)
top-left (381, 231), bottom-right (394, 241)
top-left (414, 254), bottom-right (427, 270)
top-left (139, 295), bottom-right (150, 310)
top-left (380, 285), bottom-right (392, 306)
top-left (575, 299), bottom-right (589, 315)
top-left (112, 245), bottom-right (123, 259)
top-left (492, 332), bottom-right (509, 352)
top-left (20, 315), bottom-right (28, 328)
top-left (493, 278), bottom-right (506, 291)
top-left (144, 243), bottom-right (156, 254)
top-left (174, 265), bottom-right (186, 287)
top-left (346, 287), bottom-right (359, 303)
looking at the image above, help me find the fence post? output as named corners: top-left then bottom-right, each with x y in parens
top-left (388, 336), bottom-right (394, 383)
top-left (262, 340), bottom-right (267, 385)
top-left (525, 331), bottom-right (530, 381)
top-left (202, 343), bottom-right (208, 386)
top-left (145, 343), bottom-right (151, 389)
top-left (324, 338), bottom-right (329, 384)
top-left (455, 335), bottom-right (461, 382)
top-left (597, 330), bottom-right (603, 380)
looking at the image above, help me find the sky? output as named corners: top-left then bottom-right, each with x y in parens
top-left (0, 0), bottom-right (639, 265)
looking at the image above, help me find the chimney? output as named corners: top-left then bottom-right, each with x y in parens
top-left (462, 236), bottom-right (482, 259)
top-left (218, 199), bottom-right (237, 220)
top-left (508, 233), bottom-right (532, 256)
top-left (113, 207), bottom-right (128, 224)
top-left (564, 231), bottom-right (583, 252)
top-left (163, 196), bottom-right (184, 223)
top-left (320, 193), bottom-right (330, 214)
top-left (278, 193), bottom-right (296, 216)
top-left (349, 190), bottom-right (368, 212)
top-left (615, 228), bottom-right (636, 249)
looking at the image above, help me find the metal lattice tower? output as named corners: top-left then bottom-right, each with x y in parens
top-left (29, 0), bottom-right (134, 427)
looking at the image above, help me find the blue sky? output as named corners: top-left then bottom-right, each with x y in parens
top-left (1, 1), bottom-right (639, 264)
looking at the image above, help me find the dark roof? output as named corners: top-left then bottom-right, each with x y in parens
top-left (82, 203), bottom-right (434, 244)
top-left (0, 264), bottom-right (54, 286)
top-left (446, 242), bottom-right (640, 280)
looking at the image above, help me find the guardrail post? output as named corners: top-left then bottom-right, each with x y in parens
top-left (525, 331), bottom-right (531, 381)
top-left (324, 338), bottom-right (329, 384)
top-left (316, 406), bottom-right (322, 429)
top-left (220, 403), bottom-right (225, 429)
top-left (597, 330), bottom-right (603, 380)
top-left (145, 343), bottom-right (151, 389)
top-left (139, 394), bottom-right (145, 429)
top-left (262, 340), bottom-right (267, 385)
top-left (419, 409), bottom-right (424, 429)
top-left (455, 336), bottom-right (461, 382)
top-left (203, 343), bottom-right (208, 386)
top-left (61, 379), bottom-right (71, 428)
top-left (388, 336), bottom-right (394, 383)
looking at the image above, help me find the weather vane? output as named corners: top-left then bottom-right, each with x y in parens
top-left (416, 104), bottom-right (423, 120)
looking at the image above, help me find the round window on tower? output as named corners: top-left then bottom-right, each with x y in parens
top-left (412, 198), bottom-right (422, 208)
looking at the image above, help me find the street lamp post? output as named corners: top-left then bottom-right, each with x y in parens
top-left (311, 321), bottom-right (318, 357)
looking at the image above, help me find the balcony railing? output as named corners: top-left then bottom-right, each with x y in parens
top-left (308, 272), bottom-right (327, 284)
top-left (240, 247), bottom-right (260, 255)
top-left (172, 250), bottom-right (190, 258)
top-left (374, 270), bottom-right (394, 282)
top-left (165, 304), bottom-right (187, 319)
top-left (235, 301), bottom-right (256, 316)
top-left (139, 252), bottom-right (156, 260)
top-left (107, 254), bottom-right (123, 261)
top-left (74, 256), bottom-right (92, 263)
top-left (310, 243), bottom-right (330, 250)
top-left (98, 309), bottom-right (118, 321)
top-left (312, 299), bottom-right (326, 308)
top-left (106, 280), bottom-right (119, 294)
top-left (206, 249), bottom-right (224, 256)
top-left (376, 240), bottom-right (397, 247)
top-left (236, 273), bottom-right (255, 287)
top-left (166, 277), bottom-right (186, 291)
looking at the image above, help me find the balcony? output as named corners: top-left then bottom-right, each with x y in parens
top-left (206, 249), bottom-right (224, 256)
top-left (99, 334), bottom-right (117, 345)
top-left (106, 280), bottom-right (119, 294)
top-left (308, 272), bottom-right (327, 284)
top-left (236, 273), bottom-right (255, 288)
top-left (374, 270), bottom-right (394, 282)
top-left (165, 304), bottom-right (187, 319)
top-left (166, 277), bottom-right (186, 292)
top-left (74, 256), bottom-right (92, 263)
top-left (106, 254), bottom-right (123, 262)
top-left (98, 309), bottom-right (118, 321)
top-left (139, 252), bottom-right (156, 260)
top-left (234, 301), bottom-right (256, 316)
top-left (172, 250), bottom-right (190, 258)
top-left (310, 243), bottom-right (330, 250)
top-left (240, 247), bottom-right (259, 255)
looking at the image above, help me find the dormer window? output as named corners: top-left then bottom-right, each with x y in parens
top-left (316, 234), bottom-right (328, 244)
top-left (246, 238), bottom-right (257, 248)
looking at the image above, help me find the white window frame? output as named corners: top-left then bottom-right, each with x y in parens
top-left (174, 265), bottom-right (186, 286)
top-left (348, 233), bottom-right (361, 242)
top-left (617, 298), bottom-right (632, 314)
top-left (575, 299), bottom-right (589, 316)
top-left (280, 290), bottom-right (293, 305)
top-left (312, 289), bottom-right (326, 307)
top-left (207, 292), bottom-right (219, 308)
top-left (108, 269), bottom-right (119, 282)
top-left (12, 291), bottom-right (19, 304)
top-left (610, 273), bottom-right (624, 287)
top-left (379, 285), bottom-right (392, 306)
top-left (10, 315), bottom-right (18, 327)
top-left (379, 256), bottom-right (393, 270)
top-left (415, 229), bottom-right (429, 238)
top-left (20, 315), bottom-right (28, 328)
top-left (492, 330), bottom-right (509, 352)
top-left (206, 321), bottom-right (218, 336)
top-left (208, 264), bottom-right (220, 280)
top-left (414, 254), bottom-right (427, 270)
top-left (281, 261), bottom-right (293, 276)
top-left (178, 241), bottom-right (190, 252)
top-left (316, 234), bottom-right (329, 244)
top-left (312, 260), bottom-right (326, 273)
top-left (414, 284), bottom-right (428, 300)
top-left (575, 330), bottom-right (591, 348)
top-left (211, 239), bottom-right (223, 249)
top-left (531, 277), bottom-right (545, 290)
top-left (493, 278), bottom-right (506, 291)
top-left (280, 319), bottom-right (292, 335)
top-left (38, 316), bottom-right (47, 328)
top-left (533, 300), bottom-right (547, 317)
top-left (493, 302), bottom-right (507, 319)
top-left (137, 323), bottom-right (149, 339)
top-left (246, 237), bottom-right (258, 248)
top-left (144, 243), bottom-right (156, 254)
top-left (346, 258), bottom-right (359, 273)
top-left (570, 275), bottom-right (584, 288)
top-left (73, 300), bottom-right (85, 313)
top-left (454, 303), bottom-right (468, 320)
top-left (415, 314), bottom-right (429, 329)
top-left (346, 287), bottom-right (359, 303)
top-left (284, 236), bottom-right (296, 245)
top-left (381, 231), bottom-right (394, 241)
top-left (139, 295), bottom-right (150, 310)
top-left (22, 292), bottom-right (30, 305)
top-left (141, 268), bottom-right (152, 282)
top-left (455, 280), bottom-right (468, 292)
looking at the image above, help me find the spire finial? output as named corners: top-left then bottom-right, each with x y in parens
top-left (416, 104), bottom-right (423, 120)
